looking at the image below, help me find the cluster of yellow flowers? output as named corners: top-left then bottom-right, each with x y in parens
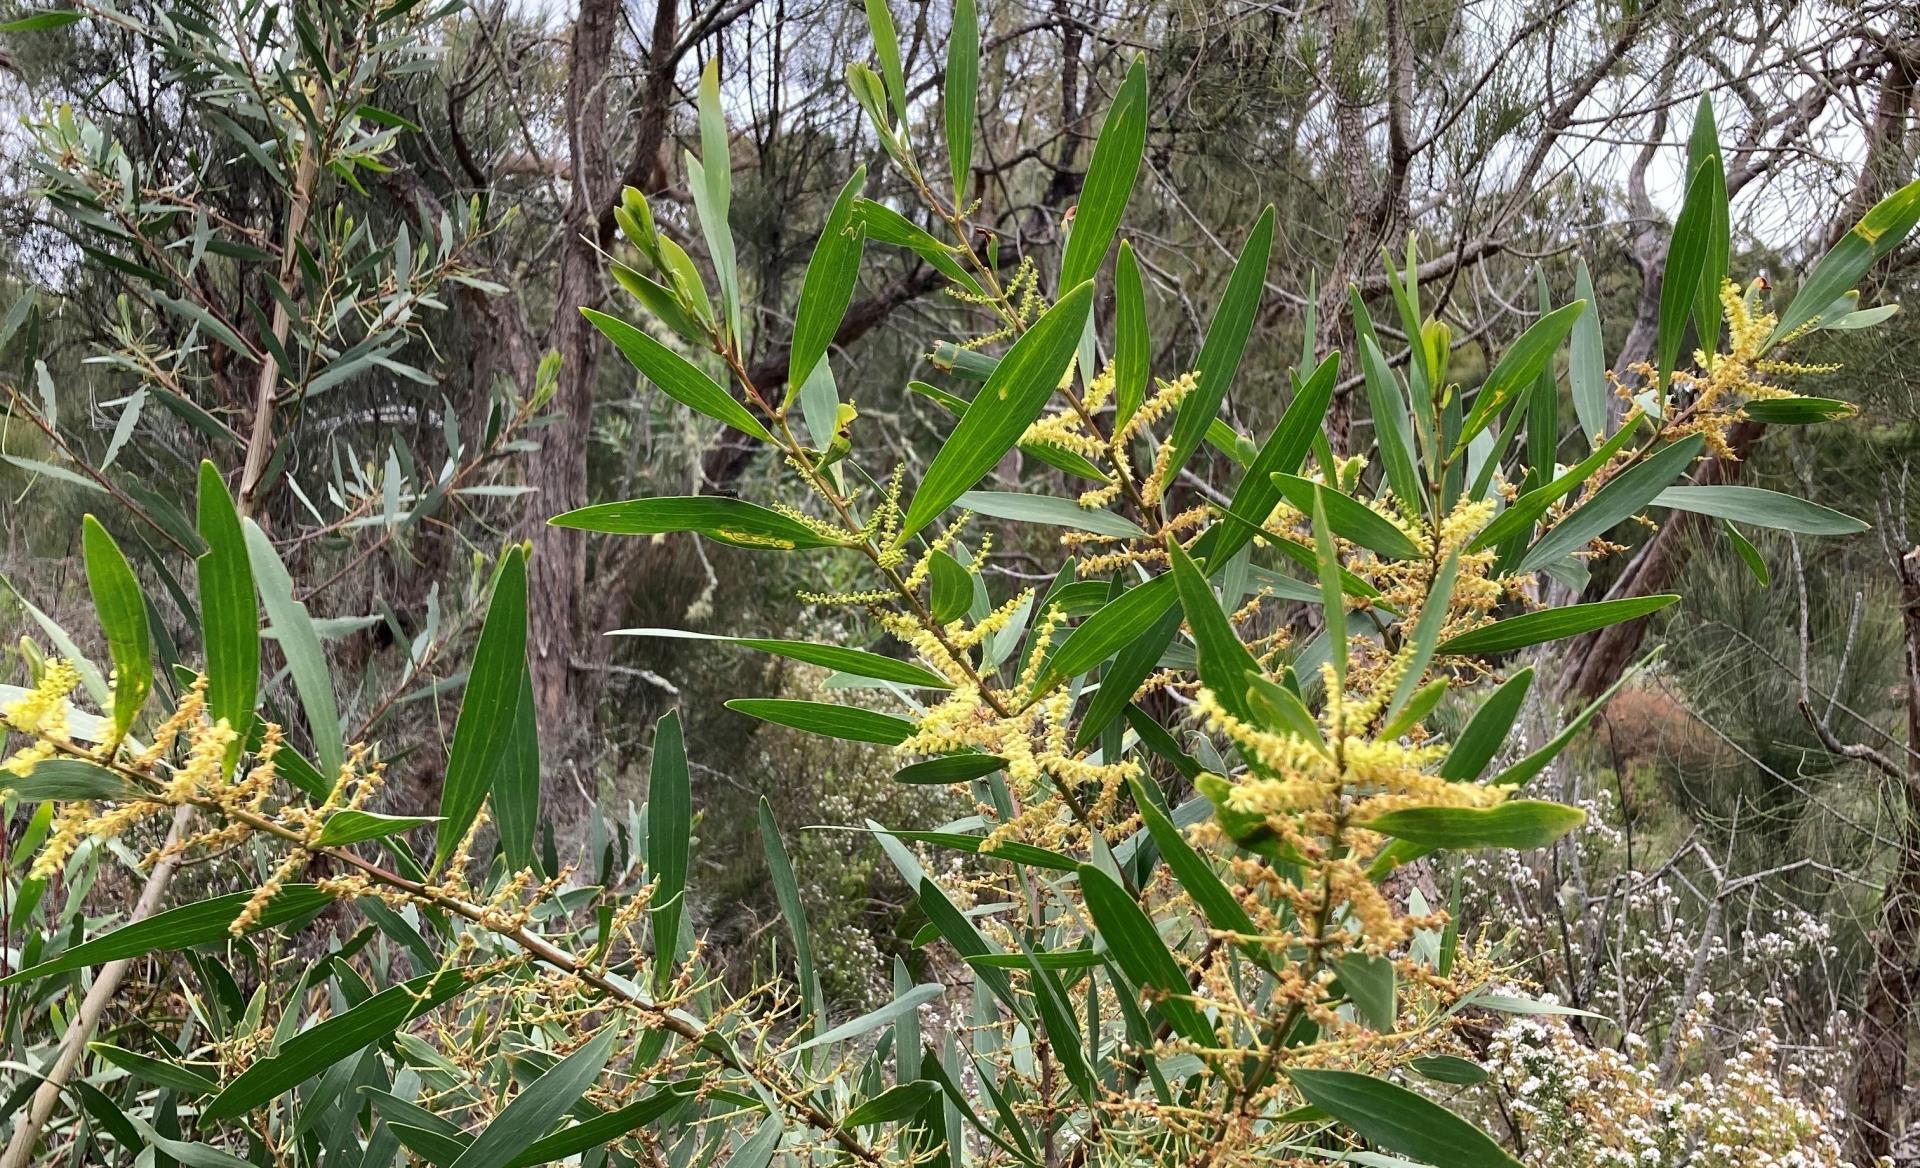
top-left (3, 659), bottom-right (79, 778)
top-left (891, 606), bottom-right (1142, 853)
top-left (1263, 483), bottom-right (1515, 680)
top-left (1193, 657), bottom-right (1504, 950)
top-left (1615, 278), bottom-right (1842, 460)
top-left (1017, 363), bottom-right (1204, 517)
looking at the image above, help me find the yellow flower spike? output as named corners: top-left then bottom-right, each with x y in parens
top-left (30, 802), bottom-right (91, 879)
top-left (903, 511), bottom-right (973, 592)
top-left (163, 717), bottom-right (237, 802)
top-left (2, 658), bottom-right (80, 741)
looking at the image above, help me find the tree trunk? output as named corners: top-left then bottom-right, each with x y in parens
top-left (1557, 421), bottom-right (1762, 702)
top-left (525, 0), bottom-right (619, 806)
top-left (1850, 546), bottom-right (1920, 1165)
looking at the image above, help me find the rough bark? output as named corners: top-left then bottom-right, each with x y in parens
top-left (524, 0), bottom-right (620, 798)
top-left (1557, 421), bottom-right (1762, 702)
top-left (1849, 546), bottom-right (1920, 1165)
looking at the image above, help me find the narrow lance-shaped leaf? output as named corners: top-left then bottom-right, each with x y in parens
top-left (195, 461), bottom-right (255, 760)
top-left (510, 1081), bottom-right (701, 1168)
top-left (856, 199), bottom-right (984, 294)
top-left (1041, 573), bottom-right (1176, 690)
top-left (1456, 300), bottom-right (1585, 450)
top-left (1726, 520), bottom-right (1770, 586)
top-left (1440, 667), bottom-right (1533, 781)
top-left (1657, 161), bottom-right (1720, 391)
top-left (693, 60), bottom-right (740, 342)
top-left (795, 981), bottom-right (945, 1051)
top-left (0, 885), bottom-right (333, 987)
top-left (1113, 239), bottom-right (1149, 425)
top-left (550, 496), bottom-right (853, 551)
top-left (1516, 436), bottom-right (1704, 574)
top-left (1362, 800), bottom-right (1587, 851)
top-left (315, 810), bottom-right (438, 848)
top-left (1127, 773), bottom-right (1259, 953)
top-left (1383, 549), bottom-right (1457, 723)
top-left (88, 1042), bottom-right (217, 1096)
top-left (648, 710), bottom-right (691, 993)
top-left (1079, 863), bottom-right (1214, 1045)
top-left (1020, 939), bottom-right (1095, 1100)
top-left (944, 0), bottom-right (978, 201)
top-left (1652, 484), bottom-right (1867, 536)
top-left (492, 667), bottom-right (540, 873)
top-left (787, 168), bottom-right (868, 402)
top-left (2, 759), bottom-right (140, 802)
top-left (1201, 351), bottom-right (1341, 567)
top-left (901, 281), bottom-right (1093, 536)
top-left (1356, 331), bottom-right (1424, 513)
top-left (435, 546), bottom-right (527, 871)
top-left (243, 518), bottom-right (342, 779)
top-left (1524, 269), bottom-right (1558, 499)
top-left (1169, 537), bottom-right (1263, 723)
top-left (845, 1081), bottom-right (943, 1128)
top-left (584, 308), bottom-right (773, 443)
top-left (447, 1025), bottom-right (618, 1168)
top-left (760, 799), bottom-right (820, 1032)
top-left (929, 550), bottom-right (972, 623)
top-left (1688, 97), bottom-right (1729, 353)
top-left (1312, 491), bottom-right (1348, 685)
top-left (1473, 415), bottom-right (1645, 556)
top-left (1271, 476), bottom-right (1421, 561)
top-left (725, 698), bottom-right (915, 745)
top-left (1059, 56), bottom-right (1147, 290)
top-left (1742, 396), bottom-right (1857, 425)
top-left (610, 628), bottom-right (952, 688)
top-left (81, 515), bottom-right (150, 739)
top-left (1162, 207), bottom-right (1274, 485)
top-left (862, 0), bottom-right (907, 125)
top-left (1495, 648), bottom-right (1660, 787)
top-left (1436, 595), bottom-right (1680, 655)
top-left (1287, 1068), bottom-right (1522, 1168)
top-left (1569, 259), bottom-right (1608, 442)
top-left (1769, 177), bottom-right (1920, 346)
top-left (203, 968), bottom-right (484, 1120)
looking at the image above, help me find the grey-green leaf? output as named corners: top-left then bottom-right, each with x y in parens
top-left (448, 1026), bottom-right (618, 1168)
top-left (610, 628), bottom-right (951, 688)
top-left (550, 496), bottom-right (852, 551)
top-left (1362, 800), bottom-right (1587, 850)
top-left (1436, 595), bottom-right (1680, 655)
top-left (1515, 436), bottom-right (1703, 574)
top-left (725, 698), bottom-right (914, 745)
top-left (788, 168), bottom-right (868, 396)
top-left (584, 308), bottom-right (773, 443)
top-left (204, 968), bottom-right (483, 1120)
top-left (197, 463), bottom-right (258, 760)
top-left (81, 515), bottom-right (150, 739)
top-left (648, 710), bottom-right (690, 994)
top-left (1652, 485), bottom-right (1867, 535)
top-left (901, 282), bottom-right (1093, 536)
top-left (956, 490), bottom-right (1147, 538)
top-left (244, 518), bottom-right (343, 778)
top-left (1287, 1068), bottom-right (1521, 1168)
top-left (1059, 56), bottom-right (1147, 290)
top-left (1162, 207), bottom-right (1274, 485)
top-left (435, 546), bottom-right (526, 871)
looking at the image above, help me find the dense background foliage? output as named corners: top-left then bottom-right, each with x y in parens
top-left (1, 0), bottom-right (1919, 1165)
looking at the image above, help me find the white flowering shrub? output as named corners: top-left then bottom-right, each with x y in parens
top-left (1487, 1011), bottom-right (1856, 1168)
